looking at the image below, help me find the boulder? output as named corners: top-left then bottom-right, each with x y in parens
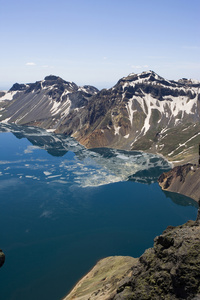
top-left (0, 249), bottom-right (5, 268)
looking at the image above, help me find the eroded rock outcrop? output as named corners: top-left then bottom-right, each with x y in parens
top-left (158, 164), bottom-right (200, 202)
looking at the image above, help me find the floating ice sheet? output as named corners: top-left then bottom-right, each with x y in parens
top-left (0, 123), bottom-right (171, 187)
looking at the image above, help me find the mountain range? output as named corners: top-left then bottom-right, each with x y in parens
top-left (1, 71), bottom-right (200, 165)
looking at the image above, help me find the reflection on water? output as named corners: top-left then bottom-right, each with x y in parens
top-left (0, 123), bottom-right (171, 187)
top-left (163, 190), bottom-right (198, 208)
top-left (0, 123), bottom-right (198, 300)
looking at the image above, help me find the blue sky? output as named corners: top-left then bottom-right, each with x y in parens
top-left (1, 0), bottom-right (200, 89)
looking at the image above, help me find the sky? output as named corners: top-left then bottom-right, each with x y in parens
top-left (1, 0), bottom-right (200, 90)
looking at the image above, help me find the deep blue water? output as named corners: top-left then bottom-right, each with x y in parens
top-left (0, 123), bottom-right (198, 300)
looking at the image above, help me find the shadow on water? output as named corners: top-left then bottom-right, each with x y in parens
top-left (129, 169), bottom-right (198, 208)
top-left (163, 190), bottom-right (198, 208)
top-left (0, 123), bottom-right (75, 157)
top-left (128, 167), bottom-right (171, 185)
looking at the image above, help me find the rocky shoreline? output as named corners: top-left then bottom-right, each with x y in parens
top-left (158, 164), bottom-right (200, 203)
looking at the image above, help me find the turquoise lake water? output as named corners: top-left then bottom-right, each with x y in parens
top-left (0, 123), bottom-right (198, 300)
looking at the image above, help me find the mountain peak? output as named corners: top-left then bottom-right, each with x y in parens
top-left (127, 70), bottom-right (159, 77)
top-left (44, 75), bottom-right (63, 81)
top-left (141, 70), bottom-right (157, 75)
top-left (138, 70), bottom-right (163, 80)
top-left (9, 82), bottom-right (28, 92)
top-left (42, 75), bottom-right (78, 92)
top-left (44, 75), bottom-right (68, 84)
top-left (117, 70), bottom-right (164, 87)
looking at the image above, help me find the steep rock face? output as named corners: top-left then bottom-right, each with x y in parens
top-left (64, 219), bottom-right (200, 300)
top-left (1, 71), bottom-right (200, 163)
top-left (158, 164), bottom-right (200, 202)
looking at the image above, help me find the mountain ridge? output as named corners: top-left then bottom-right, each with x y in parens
top-left (1, 71), bottom-right (200, 165)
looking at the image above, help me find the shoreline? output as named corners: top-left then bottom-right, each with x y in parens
top-left (158, 164), bottom-right (200, 203)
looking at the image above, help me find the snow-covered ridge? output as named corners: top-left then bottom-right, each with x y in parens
top-left (124, 87), bottom-right (198, 132)
top-left (0, 75), bottom-right (99, 127)
top-left (120, 70), bottom-right (200, 91)
top-left (111, 71), bottom-right (199, 140)
top-left (1, 71), bottom-right (200, 160)
top-left (0, 75), bottom-right (98, 103)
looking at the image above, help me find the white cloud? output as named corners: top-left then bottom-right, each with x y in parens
top-left (26, 62), bottom-right (36, 66)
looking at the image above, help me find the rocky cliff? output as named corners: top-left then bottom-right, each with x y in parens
top-left (64, 218), bottom-right (200, 300)
top-left (1, 71), bottom-right (200, 164)
top-left (158, 164), bottom-right (200, 202)
top-left (63, 256), bottom-right (138, 300)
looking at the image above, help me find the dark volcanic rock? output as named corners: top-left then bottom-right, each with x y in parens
top-left (0, 91), bottom-right (6, 97)
top-left (9, 83), bottom-right (27, 91)
top-left (0, 249), bottom-right (5, 268)
top-left (44, 75), bottom-right (62, 81)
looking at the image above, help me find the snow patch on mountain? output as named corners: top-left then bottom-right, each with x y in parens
top-left (126, 98), bottom-right (137, 125)
top-left (0, 91), bottom-right (18, 101)
top-left (168, 132), bottom-right (200, 156)
top-left (114, 125), bottom-right (121, 135)
top-left (129, 90), bottom-right (198, 136)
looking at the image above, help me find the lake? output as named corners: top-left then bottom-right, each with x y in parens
top-left (0, 123), bottom-right (198, 300)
